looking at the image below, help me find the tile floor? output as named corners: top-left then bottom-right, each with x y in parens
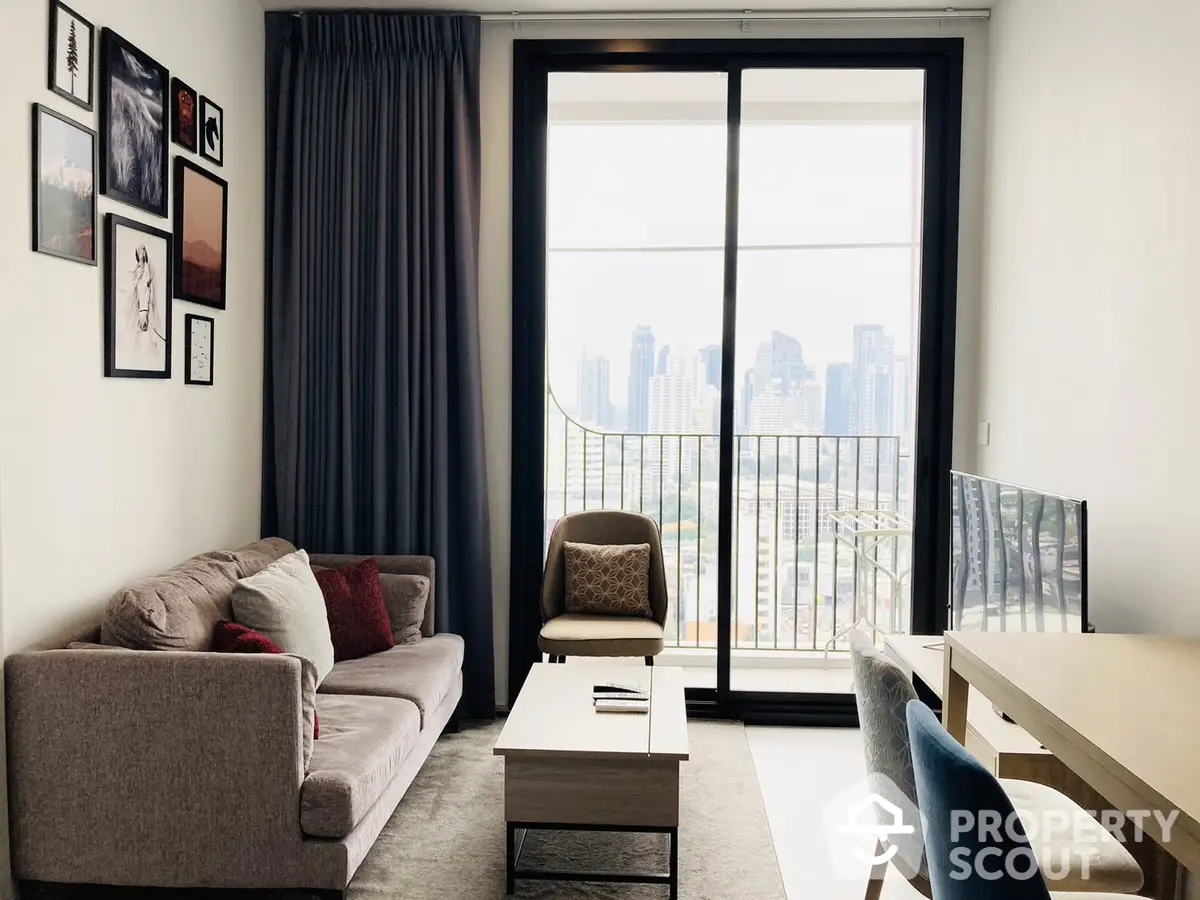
top-left (745, 726), bottom-right (923, 900)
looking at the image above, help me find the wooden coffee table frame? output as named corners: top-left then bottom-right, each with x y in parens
top-left (494, 664), bottom-right (689, 899)
top-left (506, 821), bottom-right (678, 898)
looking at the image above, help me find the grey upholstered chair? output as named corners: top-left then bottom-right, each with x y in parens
top-left (848, 631), bottom-right (1143, 900)
top-left (538, 510), bottom-right (668, 664)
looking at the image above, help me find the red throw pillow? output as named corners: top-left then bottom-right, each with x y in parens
top-left (314, 558), bottom-right (395, 662)
top-left (212, 620), bottom-right (319, 739)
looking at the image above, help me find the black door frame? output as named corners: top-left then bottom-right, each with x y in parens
top-left (509, 38), bottom-right (963, 725)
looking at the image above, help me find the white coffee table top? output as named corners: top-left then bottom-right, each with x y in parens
top-left (494, 663), bottom-right (689, 762)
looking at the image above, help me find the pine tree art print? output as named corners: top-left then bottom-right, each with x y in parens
top-left (49, 1), bottom-right (94, 111)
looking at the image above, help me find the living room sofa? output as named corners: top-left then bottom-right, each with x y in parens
top-left (5, 538), bottom-right (463, 899)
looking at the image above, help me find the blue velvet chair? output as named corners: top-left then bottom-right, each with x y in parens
top-left (906, 700), bottom-right (1150, 900)
top-left (850, 633), bottom-right (1142, 898)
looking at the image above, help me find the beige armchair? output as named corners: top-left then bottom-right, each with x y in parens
top-left (538, 510), bottom-right (669, 664)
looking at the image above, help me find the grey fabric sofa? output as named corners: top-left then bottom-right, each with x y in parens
top-left (5, 539), bottom-right (463, 899)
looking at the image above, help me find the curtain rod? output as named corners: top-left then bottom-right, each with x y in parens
top-left (478, 8), bottom-right (990, 22)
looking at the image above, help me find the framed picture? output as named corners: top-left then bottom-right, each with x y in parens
top-left (170, 77), bottom-right (198, 153)
top-left (31, 103), bottom-right (97, 265)
top-left (184, 314), bottom-right (214, 385)
top-left (100, 29), bottom-right (168, 217)
top-left (48, 0), bottom-right (94, 111)
top-left (105, 214), bottom-right (172, 378)
top-left (199, 95), bottom-right (223, 166)
top-left (173, 157), bottom-right (228, 309)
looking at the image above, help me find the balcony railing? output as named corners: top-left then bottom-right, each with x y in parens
top-left (545, 391), bottom-right (912, 653)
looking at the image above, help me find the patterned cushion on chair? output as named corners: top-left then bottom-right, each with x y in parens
top-left (563, 542), bottom-right (652, 617)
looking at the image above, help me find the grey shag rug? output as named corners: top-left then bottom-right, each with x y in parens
top-left (348, 720), bottom-right (786, 899)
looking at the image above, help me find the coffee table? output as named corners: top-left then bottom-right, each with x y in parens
top-left (493, 662), bottom-right (689, 898)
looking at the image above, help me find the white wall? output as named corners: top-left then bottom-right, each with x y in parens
top-left (0, 0), bottom-right (265, 890)
top-left (480, 16), bottom-right (991, 706)
top-left (977, 0), bottom-right (1200, 636)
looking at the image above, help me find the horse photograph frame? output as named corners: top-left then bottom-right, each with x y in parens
top-left (104, 213), bottom-right (172, 379)
top-left (199, 95), bottom-right (223, 166)
top-left (100, 28), bottom-right (169, 218)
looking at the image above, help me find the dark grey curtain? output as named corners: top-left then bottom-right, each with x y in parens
top-left (263, 13), bottom-right (493, 718)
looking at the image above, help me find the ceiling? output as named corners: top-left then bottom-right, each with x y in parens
top-left (261, 0), bottom-right (993, 12)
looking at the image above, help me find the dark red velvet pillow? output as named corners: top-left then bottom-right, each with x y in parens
top-left (212, 620), bottom-right (285, 654)
top-left (212, 620), bottom-right (319, 739)
top-left (314, 558), bottom-right (395, 662)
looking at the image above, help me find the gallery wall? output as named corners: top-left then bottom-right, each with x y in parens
top-left (0, 0), bottom-right (265, 888)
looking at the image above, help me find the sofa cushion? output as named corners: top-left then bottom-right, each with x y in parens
top-left (301, 694), bottom-right (420, 838)
top-left (564, 542), bottom-right (653, 617)
top-left (211, 620), bottom-right (320, 749)
top-left (100, 538), bottom-right (296, 651)
top-left (317, 634), bottom-right (464, 727)
top-left (315, 559), bottom-right (395, 662)
top-left (378, 573), bottom-right (429, 645)
top-left (538, 613), bottom-right (665, 658)
top-left (231, 550), bottom-right (335, 683)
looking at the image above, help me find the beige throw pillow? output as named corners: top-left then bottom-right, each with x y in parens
top-left (231, 549), bottom-right (335, 683)
top-left (564, 542), bottom-right (652, 617)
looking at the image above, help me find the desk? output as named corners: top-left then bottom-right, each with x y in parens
top-left (885, 635), bottom-right (1053, 781)
top-left (942, 632), bottom-right (1193, 898)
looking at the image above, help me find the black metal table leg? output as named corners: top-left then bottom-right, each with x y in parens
top-left (506, 822), bottom-right (515, 895)
top-left (669, 827), bottom-right (679, 900)
top-left (505, 821), bottom-right (677, 895)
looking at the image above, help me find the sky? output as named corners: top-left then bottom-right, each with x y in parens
top-left (182, 166), bottom-right (223, 248)
top-left (545, 120), bottom-right (924, 408)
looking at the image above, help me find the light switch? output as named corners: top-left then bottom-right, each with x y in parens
top-left (978, 421), bottom-right (991, 447)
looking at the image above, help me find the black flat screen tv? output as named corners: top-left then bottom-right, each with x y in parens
top-left (950, 471), bottom-right (1088, 633)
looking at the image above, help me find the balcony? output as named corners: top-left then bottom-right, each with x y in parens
top-left (545, 393), bottom-right (913, 692)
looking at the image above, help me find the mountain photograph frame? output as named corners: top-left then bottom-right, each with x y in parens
top-left (173, 156), bottom-right (227, 309)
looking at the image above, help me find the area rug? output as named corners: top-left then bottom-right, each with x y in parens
top-left (348, 720), bottom-right (787, 899)
top-left (41, 721), bottom-right (785, 900)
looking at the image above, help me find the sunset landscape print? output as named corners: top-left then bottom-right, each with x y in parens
top-left (173, 157), bottom-right (227, 309)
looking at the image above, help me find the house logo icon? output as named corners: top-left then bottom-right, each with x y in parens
top-left (836, 794), bottom-right (916, 865)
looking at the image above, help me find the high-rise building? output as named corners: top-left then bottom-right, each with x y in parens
top-left (698, 344), bottom-right (722, 390)
top-left (749, 377), bottom-right (823, 467)
top-left (754, 331), bottom-right (812, 394)
top-left (656, 346), bottom-right (671, 376)
top-left (740, 369), bottom-right (756, 430)
top-left (576, 355), bottom-right (612, 428)
top-left (850, 324), bottom-right (895, 438)
top-left (892, 355), bottom-right (913, 450)
top-left (627, 326), bottom-right (655, 434)
top-left (850, 325), bottom-right (897, 468)
top-left (648, 349), bottom-right (704, 434)
top-left (825, 362), bottom-right (853, 436)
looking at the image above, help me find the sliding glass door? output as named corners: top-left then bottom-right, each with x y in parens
top-left (728, 68), bottom-right (924, 695)
top-left (543, 72), bottom-right (729, 682)
top-left (511, 40), bottom-right (963, 721)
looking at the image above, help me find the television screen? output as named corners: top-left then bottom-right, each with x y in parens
top-left (950, 471), bottom-right (1087, 633)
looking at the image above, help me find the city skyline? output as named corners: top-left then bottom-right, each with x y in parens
top-left (569, 322), bottom-right (914, 448)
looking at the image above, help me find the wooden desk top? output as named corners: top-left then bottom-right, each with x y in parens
top-left (885, 634), bottom-right (1049, 759)
top-left (494, 662), bottom-right (689, 762)
top-left (944, 632), bottom-right (1200, 868)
